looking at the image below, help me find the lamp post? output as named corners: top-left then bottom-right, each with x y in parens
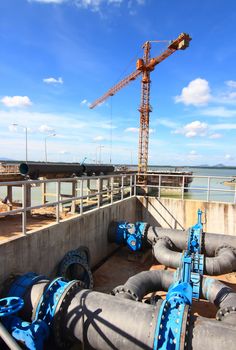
top-left (45, 133), bottom-right (56, 162)
top-left (12, 123), bottom-right (28, 162)
top-left (96, 145), bottom-right (104, 164)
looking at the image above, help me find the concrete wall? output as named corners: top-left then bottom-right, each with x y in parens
top-left (0, 197), bottom-right (137, 286)
top-left (137, 197), bottom-right (236, 235)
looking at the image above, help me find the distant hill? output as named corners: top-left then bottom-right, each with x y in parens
top-left (214, 163), bottom-right (225, 168)
top-left (0, 157), bottom-right (13, 161)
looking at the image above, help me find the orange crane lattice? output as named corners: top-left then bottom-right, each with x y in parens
top-left (90, 33), bottom-right (191, 180)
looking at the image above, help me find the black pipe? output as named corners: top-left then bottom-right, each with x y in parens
top-left (202, 277), bottom-right (236, 318)
top-left (188, 315), bottom-right (236, 350)
top-left (83, 165), bottom-right (114, 176)
top-left (11, 277), bottom-right (236, 350)
top-left (147, 226), bottom-right (236, 257)
top-left (152, 238), bottom-right (236, 276)
top-left (152, 237), bottom-right (182, 269)
top-left (113, 270), bottom-right (175, 301)
top-left (19, 162), bottom-right (115, 179)
top-left (19, 162), bottom-right (84, 179)
top-left (65, 289), bottom-right (159, 350)
top-left (65, 288), bottom-right (236, 350)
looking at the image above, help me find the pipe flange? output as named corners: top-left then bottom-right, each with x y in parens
top-left (53, 280), bottom-right (85, 349)
top-left (67, 246), bottom-right (91, 266)
top-left (111, 286), bottom-right (139, 301)
top-left (182, 305), bottom-right (191, 349)
top-left (216, 306), bottom-right (236, 321)
top-left (153, 236), bottom-right (174, 249)
top-left (201, 231), bottom-right (205, 254)
top-left (215, 244), bottom-right (236, 257)
top-left (58, 255), bottom-right (93, 289)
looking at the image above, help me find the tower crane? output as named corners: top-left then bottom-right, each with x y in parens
top-left (90, 33), bottom-right (191, 182)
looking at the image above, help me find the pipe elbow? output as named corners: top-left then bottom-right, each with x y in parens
top-left (153, 237), bottom-right (182, 269)
top-left (205, 247), bottom-right (236, 275)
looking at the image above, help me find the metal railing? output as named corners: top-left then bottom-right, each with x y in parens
top-left (137, 173), bottom-right (236, 203)
top-left (0, 174), bottom-right (136, 235)
top-left (0, 172), bottom-right (236, 235)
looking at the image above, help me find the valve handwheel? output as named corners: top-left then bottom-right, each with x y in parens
top-left (0, 297), bottom-right (24, 317)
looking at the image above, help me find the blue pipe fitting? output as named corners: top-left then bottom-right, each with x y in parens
top-left (2, 316), bottom-right (49, 350)
top-left (8, 272), bottom-right (47, 299)
top-left (153, 286), bottom-right (191, 350)
top-left (187, 209), bottom-right (203, 254)
top-left (4, 273), bottom-right (82, 350)
top-left (116, 221), bottom-right (148, 251)
top-left (35, 277), bottom-right (77, 327)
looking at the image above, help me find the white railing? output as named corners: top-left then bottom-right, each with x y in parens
top-left (0, 173), bottom-right (236, 235)
top-left (137, 173), bottom-right (236, 203)
top-left (0, 174), bottom-right (136, 235)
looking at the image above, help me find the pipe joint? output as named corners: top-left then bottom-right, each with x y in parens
top-left (111, 286), bottom-right (139, 301)
top-left (215, 244), bottom-right (236, 257)
top-left (216, 306), bottom-right (236, 322)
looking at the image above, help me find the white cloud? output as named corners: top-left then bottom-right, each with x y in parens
top-left (59, 150), bottom-right (71, 155)
top-left (225, 80), bottom-right (236, 88)
top-left (124, 127), bottom-right (154, 133)
top-left (29, 0), bottom-right (145, 12)
top-left (74, 0), bottom-right (122, 11)
top-left (209, 133), bottom-right (222, 139)
top-left (225, 154), bottom-right (234, 160)
top-left (157, 118), bottom-right (178, 129)
top-left (39, 124), bottom-right (55, 133)
top-left (187, 150), bottom-right (201, 161)
top-left (8, 124), bottom-right (18, 132)
top-left (100, 122), bottom-right (117, 129)
top-left (80, 99), bottom-right (91, 107)
top-left (108, 0), bottom-right (123, 4)
top-left (175, 78), bottom-right (211, 106)
top-left (201, 106), bottom-right (236, 118)
top-left (125, 127), bottom-right (139, 133)
top-left (93, 135), bottom-right (105, 141)
top-left (173, 121), bottom-right (208, 138)
top-left (43, 77), bottom-right (63, 84)
top-left (211, 123), bottom-right (236, 130)
top-left (28, 0), bottom-right (65, 3)
top-left (1, 96), bottom-right (32, 108)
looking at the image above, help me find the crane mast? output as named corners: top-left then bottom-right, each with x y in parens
top-left (137, 41), bottom-right (152, 180)
top-left (90, 33), bottom-right (191, 181)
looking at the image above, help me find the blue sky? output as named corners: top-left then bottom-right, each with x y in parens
top-left (1, 0), bottom-right (236, 165)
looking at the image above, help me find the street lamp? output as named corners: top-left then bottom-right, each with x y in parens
top-left (96, 145), bottom-right (104, 164)
top-left (12, 123), bottom-right (28, 162)
top-left (45, 133), bottom-right (56, 162)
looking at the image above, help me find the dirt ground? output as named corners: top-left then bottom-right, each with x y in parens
top-left (0, 204), bottom-right (74, 242)
top-left (93, 247), bottom-right (236, 319)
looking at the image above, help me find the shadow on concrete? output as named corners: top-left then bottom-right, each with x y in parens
top-left (137, 196), bottom-right (185, 230)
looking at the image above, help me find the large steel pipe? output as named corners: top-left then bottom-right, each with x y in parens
top-left (147, 226), bottom-right (236, 256)
top-left (153, 238), bottom-right (236, 275)
top-left (66, 290), bottom-right (158, 350)
top-left (113, 270), bottom-right (174, 301)
top-left (83, 164), bottom-right (114, 176)
top-left (19, 162), bottom-right (84, 179)
top-left (64, 289), bottom-right (236, 350)
top-left (19, 162), bottom-right (115, 179)
top-left (6, 275), bottom-right (236, 350)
